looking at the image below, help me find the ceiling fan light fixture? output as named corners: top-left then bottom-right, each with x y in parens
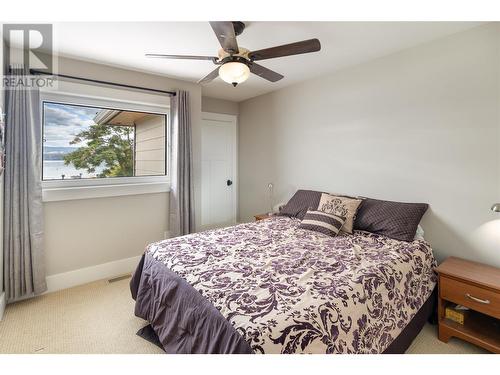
top-left (219, 62), bottom-right (250, 86)
top-left (147, 22), bottom-right (321, 86)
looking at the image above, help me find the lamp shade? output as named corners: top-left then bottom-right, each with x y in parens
top-left (219, 62), bottom-right (250, 86)
top-left (491, 203), bottom-right (500, 212)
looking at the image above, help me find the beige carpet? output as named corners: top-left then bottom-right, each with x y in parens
top-left (0, 277), bottom-right (488, 354)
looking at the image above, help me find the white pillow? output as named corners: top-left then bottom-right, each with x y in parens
top-left (317, 193), bottom-right (363, 234)
top-left (414, 225), bottom-right (425, 241)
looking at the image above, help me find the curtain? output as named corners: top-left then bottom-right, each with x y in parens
top-left (3, 66), bottom-right (46, 302)
top-left (169, 90), bottom-right (195, 236)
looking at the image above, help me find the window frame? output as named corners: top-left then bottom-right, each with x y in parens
top-left (40, 90), bottom-right (171, 202)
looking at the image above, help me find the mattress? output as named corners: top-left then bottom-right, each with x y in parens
top-left (131, 216), bottom-right (437, 354)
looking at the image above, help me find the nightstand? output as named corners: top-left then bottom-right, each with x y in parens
top-left (254, 213), bottom-right (273, 221)
top-left (435, 256), bottom-right (500, 353)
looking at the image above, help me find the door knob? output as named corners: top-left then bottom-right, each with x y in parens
top-left (226, 179), bottom-right (233, 186)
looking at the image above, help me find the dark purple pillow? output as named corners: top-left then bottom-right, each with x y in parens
top-left (354, 198), bottom-right (428, 242)
top-left (278, 190), bottom-right (322, 220)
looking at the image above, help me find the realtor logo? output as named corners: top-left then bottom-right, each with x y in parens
top-left (3, 24), bottom-right (53, 73)
top-left (2, 24), bottom-right (55, 89)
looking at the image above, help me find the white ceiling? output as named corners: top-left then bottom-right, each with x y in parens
top-left (51, 22), bottom-right (484, 102)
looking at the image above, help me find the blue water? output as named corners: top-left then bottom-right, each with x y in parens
top-left (43, 160), bottom-right (105, 180)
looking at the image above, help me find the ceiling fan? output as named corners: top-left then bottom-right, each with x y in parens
top-left (146, 22), bottom-right (321, 87)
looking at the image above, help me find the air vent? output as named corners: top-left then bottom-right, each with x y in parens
top-left (108, 274), bottom-right (132, 283)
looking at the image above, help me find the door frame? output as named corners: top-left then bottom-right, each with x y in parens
top-left (200, 111), bottom-right (238, 230)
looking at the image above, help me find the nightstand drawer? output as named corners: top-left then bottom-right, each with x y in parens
top-left (440, 276), bottom-right (500, 319)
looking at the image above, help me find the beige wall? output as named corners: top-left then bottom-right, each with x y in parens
top-left (44, 193), bottom-right (168, 275)
top-left (202, 96), bottom-right (239, 115)
top-left (0, 26), bottom-right (4, 300)
top-left (135, 114), bottom-right (166, 176)
top-left (238, 23), bottom-right (500, 268)
top-left (44, 55), bottom-right (202, 276)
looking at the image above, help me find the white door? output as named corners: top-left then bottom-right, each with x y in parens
top-left (201, 113), bottom-right (237, 230)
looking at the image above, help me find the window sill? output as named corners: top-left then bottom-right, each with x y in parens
top-left (42, 180), bottom-right (171, 202)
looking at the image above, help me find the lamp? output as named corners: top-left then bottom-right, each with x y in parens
top-left (267, 183), bottom-right (274, 215)
top-left (219, 62), bottom-right (250, 87)
top-left (491, 203), bottom-right (500, 212)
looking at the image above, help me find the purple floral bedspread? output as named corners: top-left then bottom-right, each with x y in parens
top-left (145, 216), bottom-right (436, 354)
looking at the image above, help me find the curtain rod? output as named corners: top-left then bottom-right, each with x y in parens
top-left (29, 69), bottom-right (176, 96)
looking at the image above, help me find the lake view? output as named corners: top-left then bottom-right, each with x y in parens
top-left (44, 160), bottom-right (105, 180)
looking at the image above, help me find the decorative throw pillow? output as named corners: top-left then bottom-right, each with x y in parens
top-left (354, 198), bottom-right (428, 242)
top-left (299, 210), bottom-right (345, 238)
top-left (317, 193), bottom-right (362, 234)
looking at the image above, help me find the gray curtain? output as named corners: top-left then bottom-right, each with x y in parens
top-left (169, 90), bottom-right (195, 236)
top-left (3, 66), bottom-right (46, 302)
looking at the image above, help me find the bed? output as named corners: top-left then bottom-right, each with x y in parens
top-left (130, 214), bottom-right (437, 354)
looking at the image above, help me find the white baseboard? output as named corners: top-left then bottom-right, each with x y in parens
top-left (46, 255), bottom-right (142, 293)
top-left (0, 292), bottom-right (5, 321)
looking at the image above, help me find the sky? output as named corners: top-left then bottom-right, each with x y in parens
top-left (43, 102), bottom-right (100, 148)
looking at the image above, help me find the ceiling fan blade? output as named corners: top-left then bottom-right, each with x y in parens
top-left (197, 67), bottom-right (220, 84)
top-left (145, 54), bottom-right (217, 61)
top-left (209, 21), bottom-right (239, 54)
top-left (249, 63), bottom-right (284, 82)
top-left (248, 39), bottom-right (321, 61)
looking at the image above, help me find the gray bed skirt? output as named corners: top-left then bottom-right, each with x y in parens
top-left (130, 253), bottom-right (252, 354)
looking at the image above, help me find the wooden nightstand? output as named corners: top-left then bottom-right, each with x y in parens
top-left (254, 213), bottom-right (273, 221)
top-left (435, 256), bottom-right (500, 353)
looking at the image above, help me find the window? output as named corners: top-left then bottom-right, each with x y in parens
top-left (42, 102), bottom-right (167, 181)
top-left (40, 89), bottom-right (170, 202)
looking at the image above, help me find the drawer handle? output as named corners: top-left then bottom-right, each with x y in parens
top-left (465, 293), bottom-right (490, 304)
